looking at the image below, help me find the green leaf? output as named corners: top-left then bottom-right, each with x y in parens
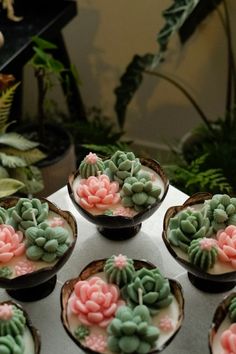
top-left (31, 36), bottom-right (58, 50)
top-left (0, 152), bottom-right (26, 168)
top-left (0, 132), bottom-right (39, 150)
top-left (0, 83), bottom-right (20, 131)
top-left (1, 147), bottom-right (46, 165)
top-left (0, 166), bottom-right (9, 178)
top-left (11, 166), bottom-right (44, 194)
top-left (0, 178), bottom-right (25, 198)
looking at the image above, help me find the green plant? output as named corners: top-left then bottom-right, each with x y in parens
top-left (0, 81), bottom-right (45, 198)
top-left (114, 0), bottom-right (236, 194)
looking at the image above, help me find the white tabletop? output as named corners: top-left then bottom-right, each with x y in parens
top-left (0, 185), bottom-right (233, 354)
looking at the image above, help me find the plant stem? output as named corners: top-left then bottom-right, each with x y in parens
top-left (35, 68), bottom-right (47, 142)
top-left (144, 70), bottom-right (214, 133)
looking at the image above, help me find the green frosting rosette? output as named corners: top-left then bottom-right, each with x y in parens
top-left (0, 304), bottom-right (26, 336)
top-left (228, 296), bottom-right (236, 322)
top-left (25, 222), bottom-right (70, 263)
top-left (202, 194), bottom-right (236, 232)
top-left (104, 151), bottom-right (141, 186)
top-left (107, 305), bottom-right (159, 354)
top-left (122, 268), bottom-right (173, 315)
top-left (0, 335), bottom-right (24, 354)
top-left (188, 237), bottom-right (218, 271)
top-left (104, 254), bottom-right (135, 287)
top-left (79, 152), bottom-right (105, 178)
top-left (11, 198), bottom-right (49, 231)
top-left (168, 207), bottom-right (211, 252)
top-left (120, 172), bottom-right (161, 212)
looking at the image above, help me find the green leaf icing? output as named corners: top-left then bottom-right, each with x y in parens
top-left (107, 305), bottom-right (159, 354)
top-left (104, 151), bottom-right (141, 186)
top-left (203, 194), bottom-right (236, 232)
top-left (122, 268), bottom-right (173, 315)
top-left (0, 305), bottom-right (26, 336)
top-left (229, 297), bottom-right (236, 323)
top-left (0, 334), bottom-right (24, 354)
top-left (168, 207), bottom-right (211, 252)
top-left (104, 254), bottom-right (135, 287)
top-left (121, 172), bottom-right (161, 212)
top-left (188, 238), bottom-right (218, 271)
top-left (0, 207), bottom-right (8, 224)
top-left (25, 223), bottom-right (69, 262)
top-left (0, 266), bottom-right (12, 278)
top-left (11, 198), bottom-right (49, 231)
top-left (79, 153), bottom-right (105, 178)
top-left (74, 325), bottom-right (90, 340)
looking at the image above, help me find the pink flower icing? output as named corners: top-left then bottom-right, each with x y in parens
top-left (0, 304), bottom-right (13, 320)
top-left (113, 207), bottom-right (136, 217)
top-left (84, 334), bottom-right (107, 352)
top-left (199, 238), bottom-right (217, 251)
top-left (114, 254), bottom-right (128, 269)
top-left (84, 152), bottom-right (99, 164)
top-left (49, 217), bottom-right (65, 227)
top-left (76, 174), bottom-right (120, 211)
top-left (14, 260), bottom-right (36, 276)
top-left (216, 225), bottom-right (236, 268)
top-left (159, 315), bottom-right (174, 331)
top-left (221, 323), bottom-right (236, 354)
top-left (69, 276), bottom-right (124, 328)
top-left (0, 224), bottom-right (25, 263)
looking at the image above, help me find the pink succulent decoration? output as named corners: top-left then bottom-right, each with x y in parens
top-left (0, 304), bottom-right (13, 320)
top-left (76, 174), bottom-right (120, 211)
top-left (84, 334), bottom-right (107, 352)
top-left (217, 225), bottom-right (236, 268)
top-left (14, 260), bottom-right (36, 276)
top-left (69, 276), bottom-right (124, 328)
top-left (113, 207), bottom-right (136, 217)
top-left (0, 224), bottom-right (25, 263)
top-left (221, 323), bottom-right (236, 354)
top-left (159, 315), bottom-right (174, 332)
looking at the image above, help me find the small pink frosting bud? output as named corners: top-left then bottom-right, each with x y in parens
top-left (0, 304), bottom-right (13, 320)
top-left (15, 260), bottom-right (36, 276)
top-left (85, 334), bottom-right (107, 352)
top-left (199, 238), bottom-right (217, 251)
top-left (221, 323), bottom-right (236, 354)
top-left (114, 254), bottom-right (128, 269)
top-left (216, 225), bottom-right (236, 268)
top-left (76, 174), bottom-right (120, 211)
top-left (68, 276), bottom-right (124, 328)
top-left (159, 315), bottom-right (174, 331)
top-left (49, 217), bottom-right (65, 227)
top-left (113, 207), bottom-right (136, 217)
top-left (85, 152), bottom-right (99, 164)
top-left (0, 224), bottom-right (25, 263)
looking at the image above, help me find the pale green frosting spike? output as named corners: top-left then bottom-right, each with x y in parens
top-left (0, 305), bottom-right (26, 337)
top-left (0, 334), bottom-right (24, 354)
top-left (25, 223), bottom-right (70, 263)
top-left (188, 238), bottom-right (218, 271)
top-left (228, 297), bottom-right (236, 322)
top-left (107, 305), bottom-right (159, 354)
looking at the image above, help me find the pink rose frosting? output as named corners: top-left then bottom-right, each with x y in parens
top-left (221, 323), bottom-right (236, 354)
top-left (84, 152), bottom-right (99, 164)
top-left (14, 260), bottom-right (36, 276)
top-left (217, 225), bottom-right (236, 268)
top-left (69, 276), bottom-right (124, 327)
top-left (0, 224), bottom-right (25, 263)
top-left (76, 174), bottom-right (120, 210)
top-left (48, 217), bottom-right (65, 227)
top-left (85, 334), bottom-right (107, 352)
top-left (159, 315), bottom-right (174, 331)
top-left (113, 207), bottom-right (136, 217)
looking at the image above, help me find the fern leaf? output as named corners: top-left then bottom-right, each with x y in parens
top-left (0, 83), bottom-right (20, 131)
top-left (0, 152), bottom-right (26, 168)
top-left (0, 147), bottom-right (46, 165)
top-left (82, 142), bottom-right (129, 157)
top-left (0, 132), bottom-right (39, 150)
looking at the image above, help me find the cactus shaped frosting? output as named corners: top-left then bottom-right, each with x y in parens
top-left (0, 304), bottom-right (26, 336)
top-left (11, 198), bottom-right (49, 231)
top-left (120, 172), bottom-right (161, 212)
top-left (104, 150), bottom-right (141, 186)
top-left (79, 152), bottom-right (105, 178)
top-left (188, 237), bottom-right (218, 271)
top-left (203, 194), bottom-right (236, 232)
top-left (0, 207), bottom-right (8, 224)
top-left (0, 334), bottom-right (24, 354)
top-left (122, 268), bottom-right (173, 315)
top-left (228, 297), bottom-right (236, 323)
top-left (107, 305), bottom-right (159, 354)
top-left (25, 222), bottom-right (69, 263)
top-left (104, 254), bottom-right (135, 287)
top-left (168, 207), bottom-right (211, 252)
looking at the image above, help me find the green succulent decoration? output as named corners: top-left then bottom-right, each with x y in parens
top-left (107, 305), bottom-right (159, 354)
top-left (121, 172), bottom-right (161, 212)
top-left (79, 153), bottom-right (105, 178)
top-left (25, 222), bottom-right (70, 262)
top-left (188, 237), bottom-right (218, 271)
top-left (0, 334), bottom-right (24, 354)
top-left (104, 254), bottom-right (136, 287)
top-left (104, 150), bottom-right (141, 186)
top-left (168, 207), bottom-right (211, 252)
top-left (202, 194), bottom-right (236, 232)
top-left (228, 297), bottom-right (236, 323)
top-left (0, 81), bottom-right (45, 197)
top-left (0, 305), bottom-right (26, 337)
top-left (122, 268), bottom-right (173, 315)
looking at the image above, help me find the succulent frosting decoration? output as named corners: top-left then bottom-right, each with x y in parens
top-left (104, 254), bottom-right (135, 287)
top-left (79, 152), bottom-right (105, 178)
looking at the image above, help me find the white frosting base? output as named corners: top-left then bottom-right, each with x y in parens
top-left (23, 326), bottom-right (36, 354)
top-left (66, 272), bottom-right (181, 353)
top-left (211, 315), bottom-right (231, 354)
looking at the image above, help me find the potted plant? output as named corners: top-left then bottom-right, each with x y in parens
top-left (0, 75), bottom-right (45, 198)
top-left (113, 0), bottom-right (235, 195)
top-left (19, 36), bottom-right (78, 196)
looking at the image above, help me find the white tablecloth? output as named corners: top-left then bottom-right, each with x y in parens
top-left (0, 185), bottom-right (232, 353)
